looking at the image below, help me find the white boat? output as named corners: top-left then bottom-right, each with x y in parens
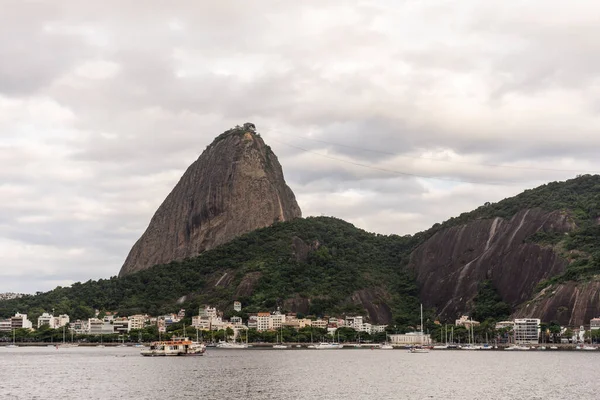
top-left (6, 329), bottom-right (18, 348)
top-left (307, 344), bottom-right (316, 349)
top-left (409, 304), bottom-right (429, 353)
top-left (581, 345), bottom-right (597, 351)
top-left (433, 345), bottom-right (448, 350)
top-left (141, 337), bottom-right (206, 356)
top-left (409, 346), bottom-right (429, 353)
top-left (381, 343), bottom-right (394, 350)
top-left (216, 341), bottom-right (248, 349)
top-left (315, 342), bottom-right (343, 350)
top-left (505, 345), bottom-right (530, 351)
top-left (273, 344), bottom-right (288, 349)
top-left (549, 346), bottom-right (558, 350)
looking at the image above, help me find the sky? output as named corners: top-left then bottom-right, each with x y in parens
top-left (1, 0), bottom-right (599, 294)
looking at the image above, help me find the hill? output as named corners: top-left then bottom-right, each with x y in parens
top-left (3, 175), bottom-right (600, 327)
top-left (0, 217), bottom-right (421, 329)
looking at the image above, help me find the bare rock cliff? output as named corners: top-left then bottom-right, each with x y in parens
top-left (409, 208), bottom-right (576, 321)
top-left (119, 124), bottom-right (302, 277)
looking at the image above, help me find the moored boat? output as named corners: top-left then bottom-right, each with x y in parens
top-left (141, 337), bottom-right (206, 356)
top-left (315, 342), bottom-right (343, 350)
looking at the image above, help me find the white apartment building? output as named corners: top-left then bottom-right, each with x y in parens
top-left (248, 316), bottom-right (258, 330)
top-left (455, 315), bottom-right (480, 329)
top-left (234, 301), bottom-right (242, 312)
top-left (0, 319), bottom-right (11, 332)
top-left (514, 318), bottom-right (540, 344)
top-left (271, 312), bottom-right (286, 329)
top-left (199, 306), bottom-right (217, 320)
top-left (345, 316), bottom-right (364, 331)
top-left (129, 315), bottom-right (149, 330)
top-left (38, 313), bottom-right (56, 329)
top-left (370, 324), bottom-right (388, 334)
top-left (389, 332), bottom-right (432, 345)
top-left (55, 314), bottom-right (70, 328)
top-left (256, 313), bottom-right (271, 332)
top-left (591, 317), bottom-right (600, 330)
top-left (312, 319), bottom-right (328, 329)
top-left (70, 320), bottom-right (88, 334)
top-left (11, 313), bottom-right (33, 330)
top-left (88, 318), bottom-right (114, 335)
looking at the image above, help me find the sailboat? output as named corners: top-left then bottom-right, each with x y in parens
top-left (409, 304), bottom-right (429, 353)
top-left (381, 334), bottom-right (394, 350)
top-left (96, 333), bottom-right (105, 348)
top-left (273, 325), bottom-right (288, 349)
top-left (6, 329), bottom-right (18, 348)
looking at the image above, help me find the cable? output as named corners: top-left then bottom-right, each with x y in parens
top-left (263, 131), bottom-right (600, 175)
top-left (267, 137), bottom-right (530, 186)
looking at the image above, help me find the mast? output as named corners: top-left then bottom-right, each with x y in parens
top-left (420, 304), bottom-right (424, 345)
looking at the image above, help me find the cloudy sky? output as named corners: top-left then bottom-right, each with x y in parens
top-left (1, 0), bottom-right (599, 293)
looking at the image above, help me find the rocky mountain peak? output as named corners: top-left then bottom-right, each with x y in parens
top-left (118, 123), bottom-right (302, 277)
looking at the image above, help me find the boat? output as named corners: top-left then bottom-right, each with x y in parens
top-left (273, 344), bottom-right (288, 349)
top-left (273, 325), bottom-right (288, 349)
top-left (315, 342), bottom-right (343, 350)
top-left (549, 346), bottom-right (558, 350)
top-left (409, 304), bottom-right (429, 353)
top-left (6, 329), bottom-right (18, 348)
top-left (505, 344), bottom-right (530, 351)
top-left (141, 337), bottom-right (206, 356)
top-left (381, 343), bottom-right (394, 350)
top-left (581, 345), bottom-right (597, 351)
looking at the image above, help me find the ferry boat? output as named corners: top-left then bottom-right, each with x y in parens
top-left (141, 337), bottom-right (206, 356)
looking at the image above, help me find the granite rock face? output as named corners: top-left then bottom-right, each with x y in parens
top-left (408, 208), bottom-right (578, 321)
top-left (119, 124), bottom-right (302, 277)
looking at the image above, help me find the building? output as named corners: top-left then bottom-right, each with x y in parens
top-left (129, 315), bottom-right (149, 330)
top-left (345, 316), bottom-right (364, 331)
top-left (230, 316), bottom-right (242, 325)
top-left (247, 316), bottom-right (258, 330)
top-left (370, 324), bottom-right (388, 334)
top-left (590, 318), bottom-right (600, 331)
top-left (256, 313), bottom-right (271, 332)
top-left (389, 332), bottom-right (432, 345)
top-left (0, 319), bottom-right (11, 332)
top-left (11, 313), bottom-right (33, 330)
top-left (495, 321), bottom-right (514, 330)
top-left (514, 318), bottom-right (540, 344)
top-left (70, 320), bottom-right (88, 334)
top-left (455, 316), bottom-right (480, 329)
top-left (113, 318), bottom-right (131, 334)
top-left (88, 318), bottom-right (114, 335)
top-left (312, 319), bottom-right (328, 329)
top-left (271, 311), bottom-right (286, 329)
top-left (199, 306), bottom-right (217, 320)
top-left (234, 301), bottom-right (242, 312)
top-left (38, 313), bottom-right (56, 329)
top-left (55, 314), bottom-right (70, 328)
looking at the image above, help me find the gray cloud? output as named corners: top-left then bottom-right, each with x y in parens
top-left (1, 0), bottom-right (599, 293)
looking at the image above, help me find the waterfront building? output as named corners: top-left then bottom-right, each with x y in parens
top-left (129, 314), bottom-right (149, 330)
top-left (345, 316), bottom-right (364, 331)
top-left (55, 314), bottom-right (70, 328)
top-left (495, 321), bottom-right (514, 330)
top-left (88, 318), bottom-right (114, 335)
top-left (247, 315), bottom-right (258, 330)
top-left (70, 319), bottom-right (88, 334)
top-left (271, 311), bottom-right (286, 329)
top-left (234, 301), bottom-right (242, 312)
top-left (312, 319), bottom-right (328, 329)
top-left (514, 318), bottom-right (540, 344)
top-left (11, 313), bottom-right (33, 330)
top-left (370, 324), bottom-right (388, 334)
top-left (37, 312), bottom-right (56, 329)
top-left (590, 317), bottom-right (600, 331)
top-left (256, 312), bottom-right (271, 332)
top-left (455, 315), bottom-right (480, 329)
top-left (0, 319), bottom-right (11, 332)
top-left (113, 317), bottom-right (131, 334)
top-left (389, 332), bottom-right (432, 345)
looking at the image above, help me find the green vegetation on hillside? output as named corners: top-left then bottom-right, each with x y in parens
top-left (0, 217), bottom-right (421, 330)
top-left (471, 280), bottom-right (511, 322)
top-left (423, 175), bottom-right (600, 288)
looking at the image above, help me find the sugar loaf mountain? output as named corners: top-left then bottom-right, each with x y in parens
top-left (2, 123), bottom-right (600, 330)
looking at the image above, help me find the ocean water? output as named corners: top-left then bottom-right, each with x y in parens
top-left (0, 346), bottom-right (598, 399)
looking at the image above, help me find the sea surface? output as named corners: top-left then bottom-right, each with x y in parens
top-left (0, 346), bottom-right (598, 399)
